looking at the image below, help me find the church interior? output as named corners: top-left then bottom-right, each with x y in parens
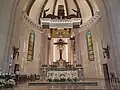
top-left (0, 0), bottom-right (120, 89)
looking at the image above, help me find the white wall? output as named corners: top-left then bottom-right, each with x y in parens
top-left (1, 0), bottom-right (120, 78)
top-left (102, 0), bottom-right (120, 78)
top-left (17, 20), bottom-right (44, 74)
top-left (0, 0), bottom-right (19, 72)
top-left (78, 0), bottom-right (120, 80)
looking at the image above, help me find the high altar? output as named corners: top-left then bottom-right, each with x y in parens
top-left (40, 5), bottom-right (83, 81)
top-left (46, 38), bottom-right (80, 81)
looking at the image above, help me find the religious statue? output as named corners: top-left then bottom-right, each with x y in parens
top-left (54, 39), bottom-right (67, 67)
top-left (12, 46), bottom-right (19, 59)
top-left (101, 41), bottom-right (110, 59)
top-left (43, 8), bottom-right (50, 18)
top-left (41, 5), bottom-right (81, 19)
top-left (58, 5), bottom-right (65, 19)
top-left (72, 9), bottom-right (79, 17)
top-left (103, 45), bottom-right (110, 59)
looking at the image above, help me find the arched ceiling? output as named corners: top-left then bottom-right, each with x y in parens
top-left (26, 0), bottom-right (99, 24)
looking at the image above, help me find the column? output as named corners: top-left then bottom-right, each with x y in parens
top-left (70, 39), bottom-right (75, 65)
top-left (49, 39), bottom-right (54, 64)
top-left (68, 39), bottom-right (71, 63)
top-left (43, 32), bottom-right (49, 66)
top-left (47, 38), bottom-right (50, 65)
top-left (39, 34), bottom-right (44, 66)
top-left (75, 33), bottom-right (82, 66)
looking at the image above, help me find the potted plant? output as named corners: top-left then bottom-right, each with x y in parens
top-left (0, 74), bottom-right (15, 88)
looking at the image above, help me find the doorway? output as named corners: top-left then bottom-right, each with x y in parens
top-left (103, 64), bottom-right (109, 80)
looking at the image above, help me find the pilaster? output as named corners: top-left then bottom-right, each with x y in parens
top-left (74, 30), bottom-right (82, 66)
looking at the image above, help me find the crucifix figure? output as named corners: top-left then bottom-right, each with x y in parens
top-left (54, 39), bottom-right (67, 60)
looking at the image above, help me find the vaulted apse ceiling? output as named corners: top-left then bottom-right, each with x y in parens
top-left (25, 0), bottom-right (99, 24)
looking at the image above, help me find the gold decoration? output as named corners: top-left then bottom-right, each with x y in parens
top-left (50, 29), bottom-right (71, 38)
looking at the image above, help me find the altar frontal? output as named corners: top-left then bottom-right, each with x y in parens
top-left (47, 71), bottom-right (79, 82)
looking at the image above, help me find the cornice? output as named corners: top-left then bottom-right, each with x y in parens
top-left (22, 11), bottom-right (101, 34)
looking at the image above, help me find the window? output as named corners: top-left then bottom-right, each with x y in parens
top-left (86, 31), bottom-right (94, 61)
top-left (27, 31), bottom-right (35, 61)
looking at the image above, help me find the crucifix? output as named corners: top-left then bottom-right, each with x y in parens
top-left (54, 39), bottom-right (67, 60)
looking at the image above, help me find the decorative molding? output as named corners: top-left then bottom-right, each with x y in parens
top-left (73, 0), bottom-right (82, 25)
top-left (39, 0), bottom-right (48, 22)
top-left (40, 18), bottom-right (81, 29)
top-left (22, 10), bottom-right (101, 34)
top-left (22, 11), bottom-right (43, 33)
top-left (78, 11), bottom-right (101, 33)
top-left (85, 0), bottom-right (94, 16)
top-left (64, 0), bottom-right (69, 16)
top-left (53, 0), bottom-right (58, 15)
top-left (73, 0), bottom-right (82, 18)
top-left (26, 0), bottom-right (36, 15)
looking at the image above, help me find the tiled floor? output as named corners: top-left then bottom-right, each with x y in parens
top-left (13, 84), bottom-right (119, 90)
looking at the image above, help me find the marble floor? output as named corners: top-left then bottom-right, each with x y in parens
top-left (2, 80), bottom-right (120, 90)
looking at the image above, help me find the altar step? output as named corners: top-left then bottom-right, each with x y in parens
top-left (14, 80), bottom-right (120, 90)
top-left (28, 81), bottom-right (101, 90)
top-left (28, 81), bottom-right (98, 86)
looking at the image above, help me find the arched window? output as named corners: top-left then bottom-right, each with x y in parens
top-left (86, 31), bottom-right (94, 61)
top-left (27, 31), bottom-right (35, 61)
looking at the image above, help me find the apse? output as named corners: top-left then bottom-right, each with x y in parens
top-left (24, 0), bottom-right (99, 23)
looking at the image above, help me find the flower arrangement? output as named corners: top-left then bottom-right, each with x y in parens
top-left (0, 73), bottom-right (15, 88)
